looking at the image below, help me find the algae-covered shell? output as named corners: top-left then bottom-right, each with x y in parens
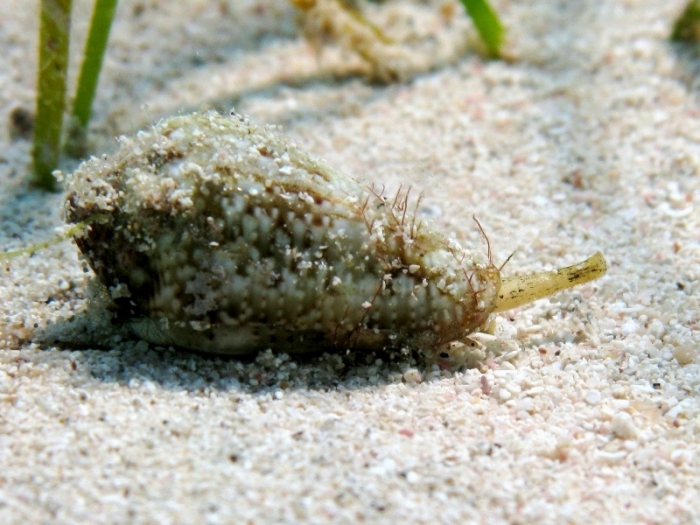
top-left (63, 111), bottom-right (606, 366)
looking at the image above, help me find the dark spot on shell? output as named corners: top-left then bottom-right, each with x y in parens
top-left (146, 150), bottom-right (184, 170)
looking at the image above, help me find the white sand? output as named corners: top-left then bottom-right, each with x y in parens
top-left (1, 0), bottom-right (699, 523)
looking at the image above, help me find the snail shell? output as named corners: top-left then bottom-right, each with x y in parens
top-left (63, 111), bottom-right (605, 367)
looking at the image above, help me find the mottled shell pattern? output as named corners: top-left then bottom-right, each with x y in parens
top-left (63, 111), bottom-right (501, 365)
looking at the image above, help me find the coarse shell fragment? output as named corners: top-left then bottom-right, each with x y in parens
top-left (62, 111), bottom-right (607, 368)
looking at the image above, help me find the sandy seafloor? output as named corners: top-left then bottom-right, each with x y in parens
top-left (1, 0), bottom-right (700, 523)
